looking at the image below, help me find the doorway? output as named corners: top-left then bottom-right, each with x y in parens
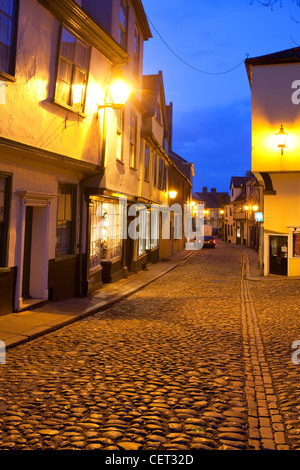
top-left (22, 206), bottom-right (33, 299)
top-left (269, 235), bottom-right (288, 276)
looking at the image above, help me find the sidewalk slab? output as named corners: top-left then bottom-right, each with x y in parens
top-left (0, 249), bottom-right (194, 350)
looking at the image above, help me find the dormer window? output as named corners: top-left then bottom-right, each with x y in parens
top-left (119, 0), bottom-right (128, 50)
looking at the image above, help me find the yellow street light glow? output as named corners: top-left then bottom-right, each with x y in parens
top-left (244, 205), bottom-right (249, 211)
top-left (252, 205), bottom-right (259, 211)
top-left (168, 190), bottom-right (177, 199)
top-left (219, 210), bottom-right (224, 214)
top-left (109, 79), bottom-right (131, 106)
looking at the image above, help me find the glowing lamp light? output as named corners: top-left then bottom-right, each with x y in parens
top-left (252, 205), bottom-right (259, 212)
top-left (244, 205), bottom-right (249, 211)
top-left (97, 79), bottom-right (131, 112)
top-left (168, 190), bottom-right (177, 199)
top-left (275, 124), bottom-right (288, 155)
top-left (109, 79), bottom-right (131, 106)
top-left (219, 210), bottom-right (224, 214)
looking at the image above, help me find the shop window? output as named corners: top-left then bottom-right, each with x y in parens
top-left (293, 232), bottom-right (300, 257)
top-left (56, 184), bottom-right (76, 256)
top-left (55, 26), bottom-right (90, 113)
top-left (0, 174), bottom-right (11, 266)
top-left (89, 200), bottom-right (123, 271)
top-left (137, 208), bottom-right (147, 256)
top-left (0, 0), bottom-right (18, 78)
top-left (146, 209), bottom-right (159, 250)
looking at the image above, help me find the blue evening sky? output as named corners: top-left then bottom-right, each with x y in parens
top-left (141, 0), bottom-right (300, 193)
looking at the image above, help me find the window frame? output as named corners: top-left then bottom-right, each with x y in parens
top-left (0, 0), bottom-right (19, 80)
top-left (119, 0), bottom-right (128, 51)
top-left (133, 23), bottom-right (140, 77)
top-left (116, 108), bottom-right (124, 162)
top-left (54, 24), bottom-right (91, 115)
top-left (130, 112), bottom-right (137, 169)
top-left (55, 183), bottom-right (77, 258)
top-left (144, 144), bottom-right (150, 181)
top-left (0, 172), bottom-right (11, 267)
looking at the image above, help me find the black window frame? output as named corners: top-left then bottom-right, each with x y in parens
top-left (0, 172), bottom-right (11, 267)
top-left (0, 0), bottom-right (19, 80)
top-left (119, 0), bottom-right (128, 51)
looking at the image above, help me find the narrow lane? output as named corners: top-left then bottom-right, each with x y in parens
top-left (0, 241), bottom-right (295, 450)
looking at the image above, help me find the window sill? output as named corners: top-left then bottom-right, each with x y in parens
top-left (52, 99), bottom-right (87, 118)
top-left (130, 166), bottom-right (138, 171)
top-left (0, 267), bottom-right (12, 273)
top-left (116, 158), bottom-right (124, 165)
top-left (0, 70), bottom-right (16, 82)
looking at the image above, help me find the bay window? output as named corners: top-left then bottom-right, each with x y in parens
top-left (89, 200), bottom-right (123, 272)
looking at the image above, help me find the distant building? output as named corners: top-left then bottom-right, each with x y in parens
top-left (193, 187), bottom-right (229, 231)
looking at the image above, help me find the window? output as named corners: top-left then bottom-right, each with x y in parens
top-left (137, 208), bottom-right (147, 256)
top-left (119, 0), bottom-right (127, 50)
top-left (0, 0), bottom-right (18, 77)
top-left (293, 232), bottom-right (300, 257)
top-left (55, 26), bottom-right (90, 113)
top-left (153, 153), bottom-right (157, 186)
top-left (56, 184), bottom-right (76, 256)
top-left (89, 200), bottom-right (123, 271)
top-left (158, 158), bottom-right (166, 191)
top-left (133, 24), bottom-right (140, 76)
top-left (116, 108), bottom-right (124, 161)
top-left (130, 113), bottom-right (137, 168)
top-left (0, 174), bottom-right (11, 266)
top-left (144, 144), bottom-right (150, 181)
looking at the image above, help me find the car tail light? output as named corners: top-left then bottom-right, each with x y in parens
top-left (213, 239), bottom-right (216, 244)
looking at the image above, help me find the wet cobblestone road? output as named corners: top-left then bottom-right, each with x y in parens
top-left (0, 241), bottom-right (300, 451)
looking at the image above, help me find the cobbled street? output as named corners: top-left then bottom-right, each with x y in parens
top-left (1, 241), bottom-right (300, 451)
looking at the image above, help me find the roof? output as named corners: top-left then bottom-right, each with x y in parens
top-left (193, 189), bottom-right (229, 209)
top-left (142, 71), bottom-right (168, 129)
top-left (230, 176), bottom-right (252, 189)
top-left (245, 47), bottom-right (300, 86)
top-left (169, 150), bottom-right (195, 182)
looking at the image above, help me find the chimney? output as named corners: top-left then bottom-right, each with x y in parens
top-left (202, 186), bottom-right (207, 193)
top-left (211, 188), bottom-right (216, 194)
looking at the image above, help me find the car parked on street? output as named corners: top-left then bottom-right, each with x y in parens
top-left (203, 235), bottom-right (216, 248)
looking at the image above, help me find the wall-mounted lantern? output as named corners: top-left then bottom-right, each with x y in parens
top-left (168, 190), bottom-right (177, 199)
top-left (97, 78), bottom-right (131, 113)
top-left (275, 124), bottom-right (288, 155)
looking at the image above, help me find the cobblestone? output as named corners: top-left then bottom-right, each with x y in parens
top-left (0, 241), bottom-right (297, 450)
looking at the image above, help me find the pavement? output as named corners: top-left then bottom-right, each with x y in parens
top-left (0, 249), bottom-right (196, 350)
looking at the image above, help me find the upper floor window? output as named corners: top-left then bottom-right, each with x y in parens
top-left (130, 112), bottom-right (137, 169)
top-left (55, 26), bottom-right (90, 113)
top-left (158, 158), bottom-right (166, 191)
top-left (116, 108), bottom-right (124, 161)
top-left (144, 144), bottom-right (150, 181)
top-left (0, 0), bottom-right (18, 77)
top-left (119, 0), bottom-right (128, 50)
top-left (0, 173), bottom-right (11, 267)
top-left (133, 24), bottom-right (140, 76)
top-left (153, 153), bottom-right (157, 186)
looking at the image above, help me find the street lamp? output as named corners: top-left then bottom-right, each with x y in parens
top-left (169, 190), bottom-right (177, 199)
top-left (97, 78), bottom-right (131, 112)
top-left (252, 205), bottom-right (259, 212)
top-left (275, 124), bottom-right (288, 155)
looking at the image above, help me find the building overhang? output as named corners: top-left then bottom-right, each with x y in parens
top-left (38, 0), bottom-right (130, 65)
